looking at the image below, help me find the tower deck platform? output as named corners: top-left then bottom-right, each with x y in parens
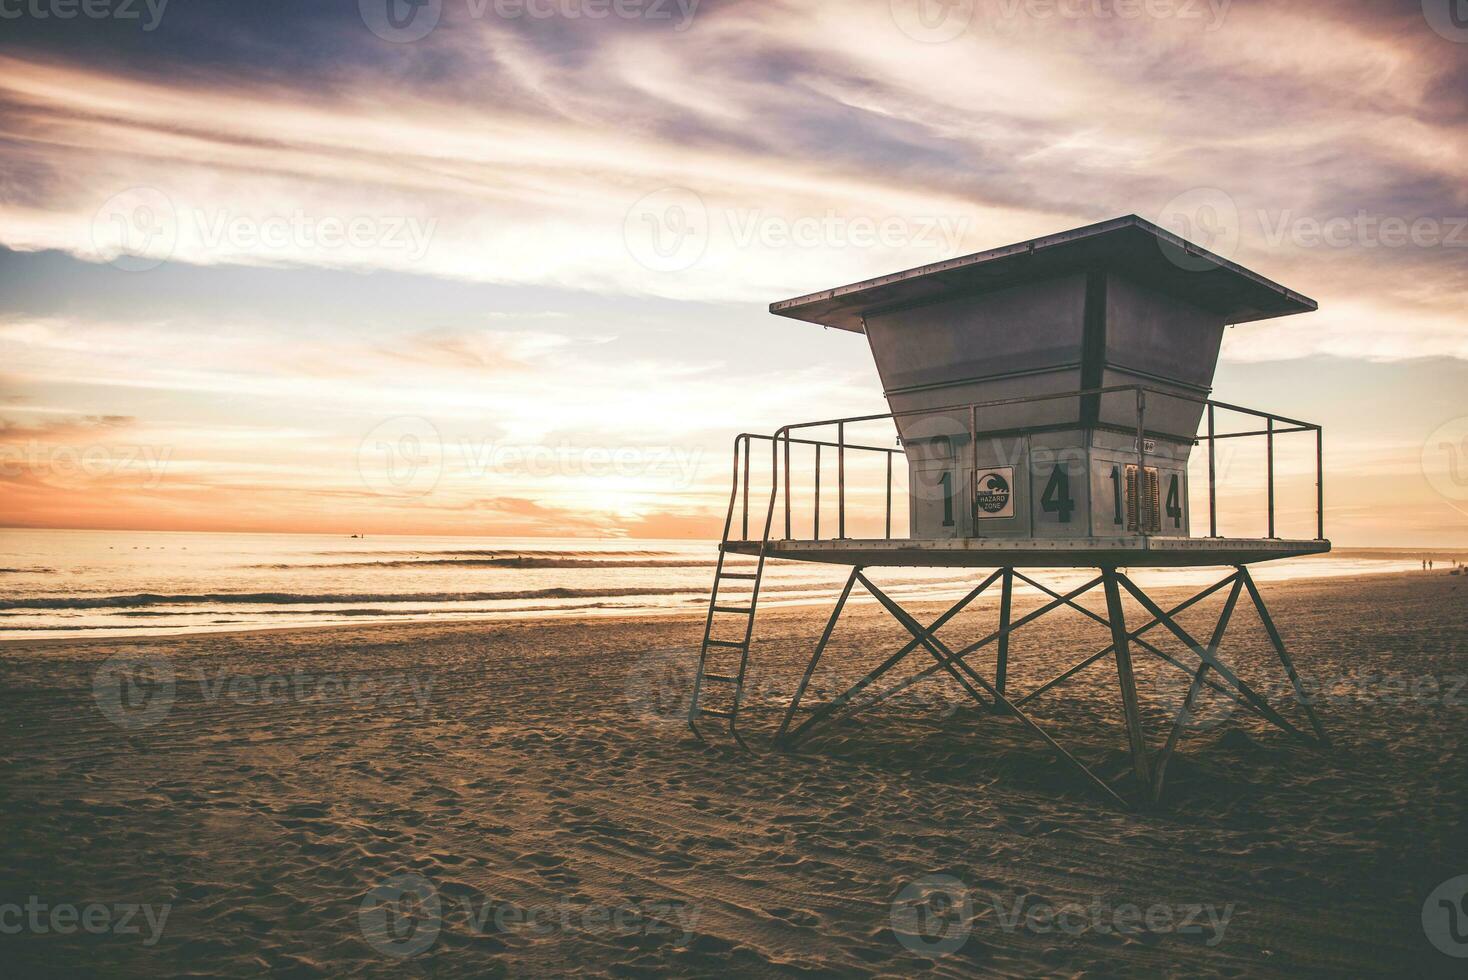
top-left (722, 536), bottom-right (1329, 568)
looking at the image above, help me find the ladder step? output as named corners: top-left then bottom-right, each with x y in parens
top-left (705, 639), bottom-right (747, 649)
top-left (698, 707), bottom-right (734, 720)
top-left (718, 572), bottom-right (758, 580)
top-left (712, 605), bottom-right (753, 614)
top-left (702, 672), bottom-right (739, 683)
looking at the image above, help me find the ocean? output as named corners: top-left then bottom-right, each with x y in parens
top-left (0, 528), bottom-right (1432, 640)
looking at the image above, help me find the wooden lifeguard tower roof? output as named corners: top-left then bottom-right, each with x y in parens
top-left (769, 214), bottom-right (1317, 333)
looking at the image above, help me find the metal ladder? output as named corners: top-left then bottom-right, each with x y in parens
top-left (688, 435), bottom-right (773, 747)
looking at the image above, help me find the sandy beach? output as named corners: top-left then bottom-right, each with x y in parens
top-left (3, 569), bottom-right (1466, 977)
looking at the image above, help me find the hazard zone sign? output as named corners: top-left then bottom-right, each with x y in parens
top-left (973, 467), bottom-right (1015, 519)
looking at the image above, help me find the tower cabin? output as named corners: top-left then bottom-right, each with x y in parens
top-left (767, 214), bottom-right (1317, 548)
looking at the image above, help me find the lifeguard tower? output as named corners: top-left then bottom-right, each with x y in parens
top-left (689, 215), bottom-right (1330, 807)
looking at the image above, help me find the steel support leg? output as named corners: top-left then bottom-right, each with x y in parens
top-left (1116, 574), bottom-right (1320, 747)
top-left (1151, 577), bottom-right (1243, 802)
top-left (774, 567), bottom-right (859, 744)
top-left (1239, 566), bottom-right (1331, 748)
top-left (993, 568), bottom-right (1014, 712)
top-left (1102, 569), bottom-right (1153, 790)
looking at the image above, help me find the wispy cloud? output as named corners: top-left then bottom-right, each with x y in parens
top-left (0, 0), bottom-right (1464, 539)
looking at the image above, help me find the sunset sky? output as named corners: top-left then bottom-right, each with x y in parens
top-left (2, 0), bottom-right (1466, 544)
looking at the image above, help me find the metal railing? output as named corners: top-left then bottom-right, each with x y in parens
top-left (721, 384), bottom-right (1324, 548)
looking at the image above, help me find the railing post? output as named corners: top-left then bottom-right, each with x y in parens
top-left (741, 435), bottom-right (750, 540)
top-left (814, 444), bottom-right (821, 540)
top-left (1136, 388), bottom-right (1147, 535)
top-left (1266, 416), bottom-right (1275, 539)
top-left (1207, 402), bottom-right (1217, 537)
top-left (838, 421), bottom-right (846, 539)
top-left (969, 403), bottom-right (978, 531)
top-left (783, 433), bottom-right (791, 540)
top-left (885, 451), bottom-right (893, 540)
top-left (1315, 426), bottom-right (1324, 540)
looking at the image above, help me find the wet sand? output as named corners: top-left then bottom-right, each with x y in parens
top-left (2, 569), bottom-right (1466, 976)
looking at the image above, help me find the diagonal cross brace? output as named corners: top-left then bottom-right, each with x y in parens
top-left (1011, 571), bottom-right (1264, 724)
top-left (838, 575), bottom-right (1107, 720)
top-left (1116, 574), bottom-right (1323, 748)
top-left (857, 573), bottom-right (1131, 809)
top-left (779, 570), bottom-right (1003, 746)
top-left (1239, 567), bottom-right (1331, 747)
